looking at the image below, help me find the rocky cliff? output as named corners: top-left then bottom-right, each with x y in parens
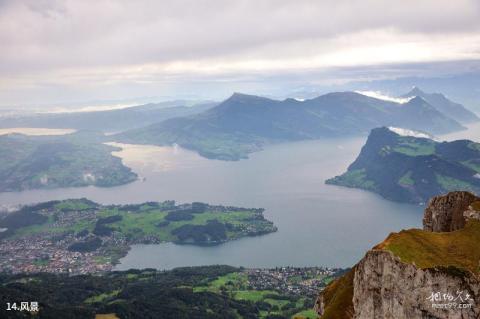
top-left (423, 191), bottom-right (480, 232)
top-left (316, 191), bottom-right (480, 319)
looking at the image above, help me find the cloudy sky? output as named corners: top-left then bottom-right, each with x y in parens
top-left (1, 0), bottom-right (480, 108)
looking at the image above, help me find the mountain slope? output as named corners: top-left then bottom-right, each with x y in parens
top-left (0, 101), bottom-right (216, 132)
top-left (0, 132), bottom-right (137, 191)
top-left (115, 92), bottom-right (464, 161)
top-left (402, 87), bottom-right (479, 124)
top-left (316, 191), bottom-right (480, 319)
top-left (327, 127), bottom-right (480, 203)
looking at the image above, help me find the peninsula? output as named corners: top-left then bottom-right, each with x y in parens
top-left (0, 199), bottom-right (277, 274)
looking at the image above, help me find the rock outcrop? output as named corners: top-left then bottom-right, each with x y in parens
top-left (423, 191), bottom-right (480, 232)
top-left (353, 250), bottom-right (479, 319)
top-left (316, 191), bottom-right (480, 319)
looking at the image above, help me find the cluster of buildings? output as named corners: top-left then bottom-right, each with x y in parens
top-left (246, 266), bottom-right (340, 297)
top-left (0, 202), bottom-right (136, 274)
top-left (0, 232), bottom-right (121, 275)
top-left (51, 209), bottom-right (96, 229)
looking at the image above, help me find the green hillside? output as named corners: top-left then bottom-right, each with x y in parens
top-left (0, 132), bottom-right (137, 191)
top-left (115, 92), bottom-right (464, 161)
top-left (377, 219), bottom-right (480, 274)
top-left (327, 127), bottom-right (480, 203)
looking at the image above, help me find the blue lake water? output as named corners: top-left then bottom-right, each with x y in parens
top-left (1, 122), bottom-right (478, 270)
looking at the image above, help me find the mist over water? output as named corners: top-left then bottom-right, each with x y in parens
top-left (0, 128), bottom-right (76, 136)
top-left (439, 122), bottom-right (480, 142)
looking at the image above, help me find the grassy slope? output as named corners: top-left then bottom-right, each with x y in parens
top-left (8, 200), bottom-right (274, 244)
top-left (377, 219), bottom-right (480, 274)
top-left (472, 201), bottom-right (480, 210)
top-left (320, 219), bottom-right (480, 319)
top-left (317, 268), bottom-right (354, 319)
top-left (293, 309), bottom-right (320, 319)
top-left (97, 208), bottom-right (263, 242)
top-left (195, 272), bottom-right (322, 319)
top-left (325, 169), bottom-right (376, 191)
top-left (117, 123), bottom-right (265, 161)
top-left (436, 174), bottom-right (478, 193)
top-left (328, 130), bottom-right (480, 203)
top-left (328, 135), bottom-right (436, 189)
top-left (392, 139), bottom-right (435, 156)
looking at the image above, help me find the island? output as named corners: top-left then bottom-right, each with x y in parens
top-left (0, 131), bottom-right (137, 192)
top-left (326, 127), bottom-right (480, 204)
top-left (0, 198), bottom-right (277, 274)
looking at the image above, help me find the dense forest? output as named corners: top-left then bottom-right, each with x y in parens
top-left (0, 266), bottom-right (317, 319)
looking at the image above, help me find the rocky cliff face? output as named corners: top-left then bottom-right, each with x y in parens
top-left (423, 191), bottom-right (480, 232)
top-left (316, 191), bottom-right (480, 319)
top-left (353, 250), bottom-right (479, 319)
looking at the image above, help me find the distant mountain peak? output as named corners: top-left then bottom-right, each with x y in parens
top-left (400, 87), bottom-right (479, 124)
top-left (407, 87), bottom-right (444, 99)
top-left (230, 92), bottom-right (249, 98)
top-left (227, 92), bottom-right (269, 102)
top-left (405, 95), bottom-right (427, 105)
top-left (407, 86), bottom-right (425, 96)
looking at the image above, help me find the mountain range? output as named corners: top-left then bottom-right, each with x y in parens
top-left (327, 127), bottom-right (480, 204)
top-left (401, 87), bottom-right (479, 124)
top-left (0, 101), bottom-right (216, 132)
top-left (0, 87), bottom-right (476, 192)
top-left (344, 70), bottom-right (480, 113)
top-left (115, 89), bottom-right (472, 160)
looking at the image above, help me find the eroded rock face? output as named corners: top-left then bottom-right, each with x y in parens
top-left (423, 191), bottom-right (479, 232)
top-left (314, 296), bottom-right (325, 316)
top-left (464, 204), bottom-right (480, 223)
top-left (353, 250), bottom-right (479, 319)
top-left (316, 191), bottom-right (480, 319)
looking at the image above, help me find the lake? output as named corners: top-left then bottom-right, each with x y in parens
top-left (1, 123), bottom-right (479, 269)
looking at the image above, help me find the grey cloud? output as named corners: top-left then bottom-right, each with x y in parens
top-left (1, 0), bottom-right (479, 73)
top-left (1, 0), bottom-right (480, 107)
